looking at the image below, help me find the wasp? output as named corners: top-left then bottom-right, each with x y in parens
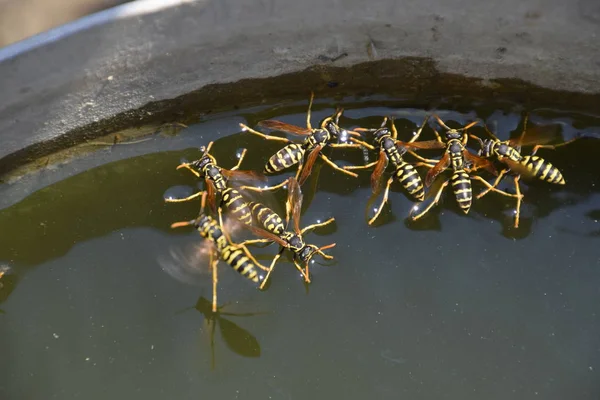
top-left (398, 115), bottom-right (506, 220)
top-left (471, 114), bottom-right (578, 228)
top-left (344, 117), bottom-right (431, 225)
top-left (239, 92), bottom-right (369, 191)
top-left (165, 141), bottom-right (264, 225)
top-left (166, 192), bottom-right (269, 312)
top-left (240, 177), bottom-right (336, 288)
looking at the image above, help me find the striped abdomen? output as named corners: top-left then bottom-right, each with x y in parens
top-left (520, 156), bottom-right (565, 184)
top-left (249, 202), bottom-right (285, 235)
top-left (197, 217), bottom-right (228, 250)
top-left (451, 170), bottom-right (472, 213)
top-left (221, 188), bottom-right (253, 225)
top-left (265, 143), bottom-right (305, 173)
top-left (394, 163), bottom-right (425, 201)
top-left (220, 244), bottom-right (264, 284)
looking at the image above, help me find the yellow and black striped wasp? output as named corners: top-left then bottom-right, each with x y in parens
top-left (471, 114), bottom-right (578, 228)
top-left (165, 141), bottom-right (264, 225)
top-left (344, 116), bottom-right (430, 225)
top-left (398, 115), bottom-right (506, 220)
top-left (239, 92), bottom-right (368, 191)
top-left (240, 177), bottom-right (336, 288)
top-left (163, 192), bottom-right (269, 312)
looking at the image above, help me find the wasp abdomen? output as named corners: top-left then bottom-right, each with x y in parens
top-left (222, 188), bottom-right (253, 225)
top-left (221, 245), bottom-right (263, 283)
top-left (265, 143), bottom-right (304, 173)
top-left (250, 202), bottom-right (285, 235)
top-left (396, 163), bottom-right (425, 201)
top-left (521, 156), bottom-right (565, 184)
top-left (451, 171), bottom-right (472, 213)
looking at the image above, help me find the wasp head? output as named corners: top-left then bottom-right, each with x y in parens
top-left (298, 244), bottom-right (319, 264)
top-left (372, 128), bottom-right (392, 144)
top-left (445, 129), bottom-right (463, 141)
top-left (190, 153), bottom-right (216, 171)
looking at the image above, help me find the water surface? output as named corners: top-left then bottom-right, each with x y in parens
top-left (1, 96), bottom-right (599, 399)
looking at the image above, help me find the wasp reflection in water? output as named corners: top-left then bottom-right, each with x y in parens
top-left (178, 296), bottom-right (266, 370)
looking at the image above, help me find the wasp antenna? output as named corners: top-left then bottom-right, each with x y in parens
top-left (170, 220), bottom-right (196, 229)
top-left (461, 121), bottom-right (479, 131)
top-left (319, 243), bottom-right (336, 252)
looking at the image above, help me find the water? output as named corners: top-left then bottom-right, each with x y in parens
top-left (1, 96), bottom-right (599, 399)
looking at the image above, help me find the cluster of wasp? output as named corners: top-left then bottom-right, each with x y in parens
top-left (163, 93), bottom-right (576, 312)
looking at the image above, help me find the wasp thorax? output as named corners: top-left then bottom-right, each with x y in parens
top-left (496, 142), bottom-right (511, 157)
top-left (380, 135), bottom-right (396, 150)
top-left (192, 156), bottom-right (212, 170)
top-left (373, 128), bottom-right (390, 142)
top-left (446, 131), bottom-right (462, 140)
top-left (287, 234), bottom-right (304, 250)
top-left (449, 141), bottom-right (463, 153)
top-left (196, 214), bottom-right (212, 231)
top-left (313, 129), bottom-right (329, 143)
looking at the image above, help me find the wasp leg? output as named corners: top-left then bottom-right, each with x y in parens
top-left (217, 207), bottom-right (226, 230)
top-left (238, 243), bottom-right (270, 271)
top-left (241, 179), bottom-right (289, 193)
top-left (300, 217), bottom-right (335, 235)
top-left (295, 259), bottom-right (310, 283)
top-left (210, 251), bottom-right (219, 313)
top-left (164, 190), bottom-right (205, 203)
top-left (413, 162), bottom-right (436, 169)
top-left (349, 137), bottom-right (376, 150)
top-left (177, 163), bottom-right (202, 178)
top-left (368, 176), bottom-right (394, 225)
top-left (329, 143), bottom-right (364, 149)
top-left (297, 260), bottom-right (311, 283)
top-left (471, 175), bottom-right (518, 198)
top-left (239, 123), bottom-right (291, 143)
top-left (431, 126), bottom-right (444, 143)
top-left (515, 113), bottom-right (529, 150)
top-left (231, 148), bottom-right (248, 170)
top-left (405, 150), bottom-right (440, 164)
top-left (344, 160), bottom-right (378, 171)
top-left (260, 248), bottom-right (285, 290)
top-left (240, 238), bottom-right (273, 246)
top-left (530, 138), bottom-right (579, 156)
top-left (410, 178), bottom-right (450, 221)
top-left (319, 154), bottom-right (359, 178)
top-left (476, 169), bottom-right (508, 199)
top-left (406, 116), bottom-right (430, 143)
top-left (513, 176), bottom-right (523, 228)
top-left (306, 92), bottom-right (315, 130)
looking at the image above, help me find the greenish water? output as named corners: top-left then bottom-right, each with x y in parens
top-left (1, 96), bottom-right (599, 399)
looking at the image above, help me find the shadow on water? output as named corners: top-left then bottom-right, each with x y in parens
top-left (178, 296), bottom-right (264, 370)
top-left (1, 94), bottom-right (600, 400)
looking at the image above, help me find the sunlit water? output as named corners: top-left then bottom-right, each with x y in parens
top-left (1, 96), bottom-right (599, 399)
